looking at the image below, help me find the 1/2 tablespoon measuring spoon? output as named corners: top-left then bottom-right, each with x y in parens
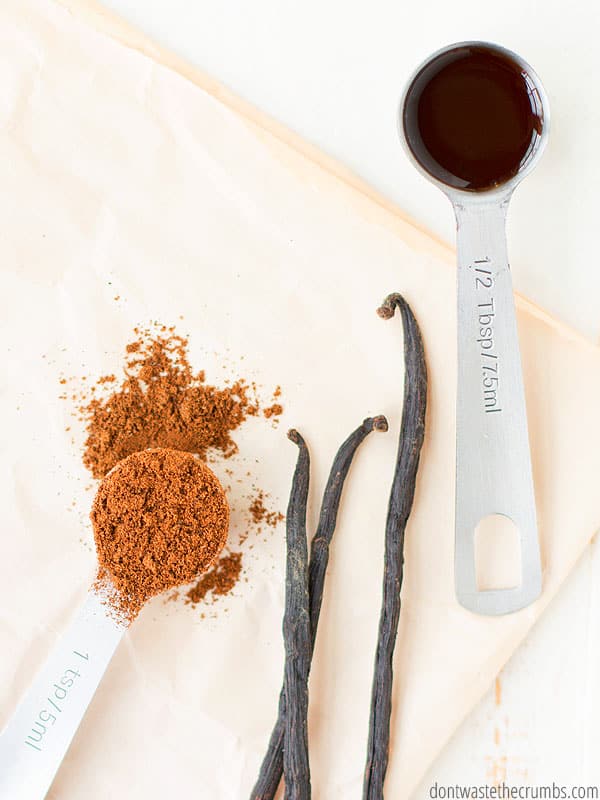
top-left (399, 41), bottom-right (549, 614)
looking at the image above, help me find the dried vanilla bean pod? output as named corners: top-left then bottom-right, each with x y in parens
top-left (308, 416), bottom-right (388, 641)
top-left (251, 416), bottom-right (388, 800)
top-left (283, 429), bottom-right (311, 800)
top-left (363, 294), bottom-right (427, 800)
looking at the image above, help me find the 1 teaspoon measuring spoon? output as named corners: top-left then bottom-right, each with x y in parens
top-left (399, 42), bottom-right (548, 615)
top-left (0, 449), bottom-right (229, 799)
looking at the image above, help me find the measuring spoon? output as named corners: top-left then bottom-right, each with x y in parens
top-left (399, 41), bottom-right (549, 614)
top-left (0, 447), bottom-right (229, 798)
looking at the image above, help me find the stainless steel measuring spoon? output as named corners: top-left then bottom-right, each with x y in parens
top-left (399, 41), bottom-right (549, 615)
top-left (0, 447), bottom-right (228, 799)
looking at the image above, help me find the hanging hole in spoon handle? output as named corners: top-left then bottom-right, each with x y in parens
top-left (399, 41), bottom-right (549, 615)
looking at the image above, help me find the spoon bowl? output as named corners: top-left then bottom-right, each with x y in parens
top-left (399, 41), bottom-right (550, 200)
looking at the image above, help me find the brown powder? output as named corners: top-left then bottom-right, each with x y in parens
top-left (92, 448), bottom-right (229, 622)
top-left (263, 403), bottom-right (283, 419)
top-left (74, 324), bottom-right (284, 611)
top-left (185, 552), bottom-right (243, 605)
top-left (249, 490), bottom-right (285, 528)
top-left (80, 326), bottom-right (269, 479)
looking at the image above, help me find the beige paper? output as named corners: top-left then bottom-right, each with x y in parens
top-left (1, 1), bottom-right (599, 797)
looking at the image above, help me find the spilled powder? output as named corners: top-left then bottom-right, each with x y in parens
top-left (185, 552), bottom-right (243, 606)
top-left (263, 403), bottom-right (283, 419)
top-left (80, 325), bottom-right (265, 480)
top-left (249, 490), bottom-right (285, 528)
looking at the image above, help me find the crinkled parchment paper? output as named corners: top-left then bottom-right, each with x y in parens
top-left (1, 1), bottom-right (599, 797)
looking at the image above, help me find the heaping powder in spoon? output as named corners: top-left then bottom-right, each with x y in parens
top-left (92, 448), bottom-right (229, 622)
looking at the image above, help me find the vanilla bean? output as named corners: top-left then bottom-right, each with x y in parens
top-left (283, 429), bottom-right (311, 800)
top-left (308, 416), bottom-right (388, 643)
top-left (363, 294), bottom-right (427, 800)
top-left (251, 417), bottom-right (388, 800)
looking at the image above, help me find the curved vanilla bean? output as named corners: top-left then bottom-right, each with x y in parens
top-left (363, 294), bottom-right (427, 800)
top-left (308, 416), bottom-right (388, 640)
top-left (251, 416), bottom-right (388, 800)
top-left (283, 429), bottom-right (311, 800)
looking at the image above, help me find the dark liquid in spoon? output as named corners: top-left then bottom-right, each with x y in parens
top-left (403, 44), bottom-right (544, 191)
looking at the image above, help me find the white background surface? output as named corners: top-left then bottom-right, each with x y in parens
top-left (98, 0), bottom-right (600, 793)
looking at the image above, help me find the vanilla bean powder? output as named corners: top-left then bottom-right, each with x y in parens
top-left (92, 448), bottom-right (229, 622)
top-left (81, 326), bottom-right (265, 480)
top-left (75, 324), bottom-right (283, 613)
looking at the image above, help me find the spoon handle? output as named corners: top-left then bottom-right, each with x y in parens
top-left (453, 196), bottom-right (542, 615)
top-left (0, 590), bottom-right (125, 799)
